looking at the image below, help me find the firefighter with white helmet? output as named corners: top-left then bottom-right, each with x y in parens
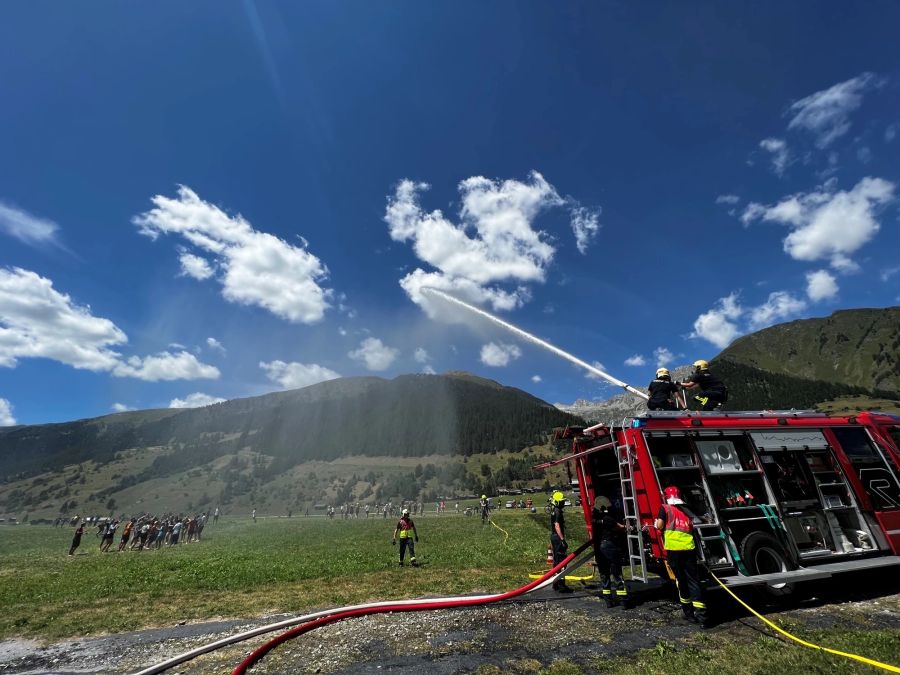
top-left (654, 486), bottom-right (707, 626)
top-left (549, 491), bottom-right (573, 593)
top-left (480, 494), bottom-right (489, 524)
top-left (680, 360), bottom-right (728, 411)
top-left (391, 508), bottom-right (419, 566)
top-left (647, 367), bottom-right (680, 411)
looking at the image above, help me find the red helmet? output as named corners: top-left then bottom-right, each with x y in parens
top-left (663, 486), bottom-right (682, 501)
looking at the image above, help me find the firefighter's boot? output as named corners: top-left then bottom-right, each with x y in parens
top-left (411, 557), bottom-right (419, 567)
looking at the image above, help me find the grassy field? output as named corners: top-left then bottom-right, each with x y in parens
top-left (0, 509), bottom-right (579, 639)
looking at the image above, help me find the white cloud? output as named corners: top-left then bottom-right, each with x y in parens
top-left (624, 354), bottom-right (646, 367)
top-left (0, 267), bottom-right (126, 371)
top-left (759, 138), bottom-right (790, 176)
top-left (338, 327), bottom-right (348, 336)
top-left (787, 73), bottom-right (882, 148)
top-left (413, 347), bottom-right (430, 364)
top-left (112, 351), bottom-right (220, 382)
top-left (384, 172), bottom-right (597, 316)
top-left (135, 186), bottom-right (331, 324)
top-left (259, 359), bottom-right (341, 389)
top-left (569, 205), bottom-right (601, 254)
top-left (886, 125), bottom-right (897, 143)
top-left (806, 270), bottom-right (839, 302)
top-left (111, 403), bottom-right (134, 413)
top-left (531, 374), bottom-right (542, 383)
top-left (178, 252), bottom-right (215, 280)
top-left (740, 177), bottom-right (895, 270)
top-left (880, 266), bottom-right (900, 283)
top-left (348, 337), bottom-right (399, 371)
top-left (206, 337), bottom-right (226, 354)
top-left (0, 201), bottom-right (61, 247)
top-left (585, 360), bottom-right (608, 381)
top-left (690, 293), bottom-right (743, 349)
top-left (169, 392), bottom-right (227, 409)
top-left (715, 194), bottom-right (740, 205)
top-left (857, 146), bottom-right (872, 164)
top-left (0, 398), bottom-right (16, 426)
top-left (422, 365), bottom-right (436, 375)
top-left (653, 347), bottom-right (675, 368)
top-left (479, 341), bottom-right (522, 367)
top-left (747, 291), bottom-right (807, 330)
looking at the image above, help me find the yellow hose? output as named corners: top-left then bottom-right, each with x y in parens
top-left (709, 571), bottom-right (900, 673)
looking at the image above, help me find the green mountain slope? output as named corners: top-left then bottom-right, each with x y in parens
top-left (718, 306), bottom-right (900, 392)
top-left (0, 373), bottom-right (581, 481)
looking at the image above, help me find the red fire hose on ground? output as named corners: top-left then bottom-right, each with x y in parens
top-left (133, 542), bottom-right (593, 675)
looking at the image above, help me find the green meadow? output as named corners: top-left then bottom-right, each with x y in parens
top-left (0, 510), bottom-right (578, 639)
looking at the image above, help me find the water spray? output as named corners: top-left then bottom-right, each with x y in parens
top-left (422, 288), bottom-right (649, 400)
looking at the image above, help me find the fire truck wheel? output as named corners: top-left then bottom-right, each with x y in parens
top-left (740, 531), bottom-right (794, 576)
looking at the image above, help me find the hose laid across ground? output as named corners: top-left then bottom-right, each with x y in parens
top-left (133, 542), bottom-right (593, 675)
top-left (231, 542), bottom-right (594, 675)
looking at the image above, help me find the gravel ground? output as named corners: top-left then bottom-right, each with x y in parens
top-left (1, 582), bottom-right (897, 675)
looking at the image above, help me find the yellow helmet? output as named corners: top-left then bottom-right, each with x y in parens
top-left (656, 367), bottom-right (670, 379)
top-left (481, 495), bottom-right (487, 500)
top-left (551, 491), bottom-right (565, 505)
top-left (693, 359), bottom-right (709, 371)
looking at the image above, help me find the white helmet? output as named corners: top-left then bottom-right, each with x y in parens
top-left (401, 508), bottom-right (409, 515)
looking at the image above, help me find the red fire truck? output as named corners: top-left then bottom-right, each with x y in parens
top-left (553, 410), bottom-right (900, 590)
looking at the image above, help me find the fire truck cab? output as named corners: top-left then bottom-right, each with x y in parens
top-left (556, 410), bottom-right (900, 589)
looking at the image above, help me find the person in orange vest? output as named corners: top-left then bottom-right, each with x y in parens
top-left (391, 508), bottom-right (419, 566)
top-left (654, 486), bottom-right (707, 627)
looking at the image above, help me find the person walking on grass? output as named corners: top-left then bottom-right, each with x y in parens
top-left (69, 522), bottom-right (84, 556)
top-left (392, 508), bottom-right (419, 567)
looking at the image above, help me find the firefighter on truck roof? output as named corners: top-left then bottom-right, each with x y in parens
top-left (647, 367), bottom-right (680, 411)
top-left (680, 360), bottom-right (728, 411)
top-left (654, 486), bottom-right (708, 628)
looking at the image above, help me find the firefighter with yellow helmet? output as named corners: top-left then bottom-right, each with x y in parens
top-left (680, 360), bottom-right (728, 411)
top-left (647, 367), bottom-right (680, 411)
top-left (549, 491), bottom-right (573, 593)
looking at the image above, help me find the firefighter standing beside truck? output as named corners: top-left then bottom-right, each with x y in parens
top-left (549, 491), bottom-right (573, 593)
top-left (680, 360), bottom-right (728, 411)
top-left (591, 499), bottom-right (629, 608)
top-left (654, 486), bottom-right (708, 627)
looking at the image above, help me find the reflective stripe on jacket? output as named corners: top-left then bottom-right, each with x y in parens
top-left (662, 504), bottom-right (695, 551)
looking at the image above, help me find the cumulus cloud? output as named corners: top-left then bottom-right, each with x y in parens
top-left (0, 201), bottom-right (61, 247)
top-left (531, 374), bottom-right (542, 383)
top-left (178, 252), bottom-right (215, 280)
top-left (348, 337), bottom-right (398, 371)
top-left (740, 177), bottom-right (895, 270)
top-left (422, 365), bottom-right (437, 375)
top-left (260, 359), bottom-right (341, 389)
top-left (0, 267), bottom-right (219, 381)
top-left (759, 138), bottom-right (790, 176)
top-left (112, 351), bottom-right (220, 381)
top-left (715, 194), bottom-right (740, 205)
top-left (787, 73), bottom-right (883, 148)
top-left (624, 354), bottom-right (646, 367)
top-left (806, 269), bottom-right (839, 302)
top-left (585, 360), bottom-right (608, 381)
top-left (653, 347), bottom-right (675, 367)
top-left (479, 342), bottom-right (522, 367)
top-left (111, 403), bottom-right (134, 413)
top-left (413, 347), bottom-right (430, 364)
top-left (384, 172), bottom-right (598, 316)
top-left (747, 291), bottom-right (807, 330)
top-left (690, 294), bottom-right (743, 349)
top-left (169, 392), bottom-right (227, 409)
top-left (135, 186), bottom-right (331, 324)
top-left (206, 337), bottom-right (226, 354)
top-left (0, 398), bottom-right (16, 426)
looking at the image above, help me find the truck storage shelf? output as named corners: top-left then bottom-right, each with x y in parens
top-left (719, 505), bottom-right (768, 511)
top-left (717, 555), bottom-right (900, 588)
top-left (655, 466), bottom-right (699, 471)
top-left (705, 470), bottom-right (762, 476)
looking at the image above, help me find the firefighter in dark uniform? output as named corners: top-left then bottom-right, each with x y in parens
top-left (681, 360), bottom-right (728, 411)
top-left (549, 491), bottom-right (573, 593)
top-left (591, 498), bottom-right (629, 608)
top-left (647, 368), bottom-right (680, 411)
top-left (655, 486), bottom-right (707, 627)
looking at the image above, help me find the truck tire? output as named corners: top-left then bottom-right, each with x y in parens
top-left (740, 531), bottom-right (794, 576)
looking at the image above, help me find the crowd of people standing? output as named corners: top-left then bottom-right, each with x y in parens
top-left (67, 511), bottom-right (211, 556)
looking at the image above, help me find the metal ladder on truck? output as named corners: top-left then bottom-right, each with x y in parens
top-left (617, 435), bottom-right (648, 582)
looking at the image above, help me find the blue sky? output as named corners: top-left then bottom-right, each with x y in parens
top-left (1, 2), bottom-right (899, 426)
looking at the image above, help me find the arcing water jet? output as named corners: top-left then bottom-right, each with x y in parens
top-left (422, 288), bottom-right (649, 400)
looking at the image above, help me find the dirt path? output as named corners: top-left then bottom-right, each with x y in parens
top-left (2, 583), bottom-right (898, 675)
